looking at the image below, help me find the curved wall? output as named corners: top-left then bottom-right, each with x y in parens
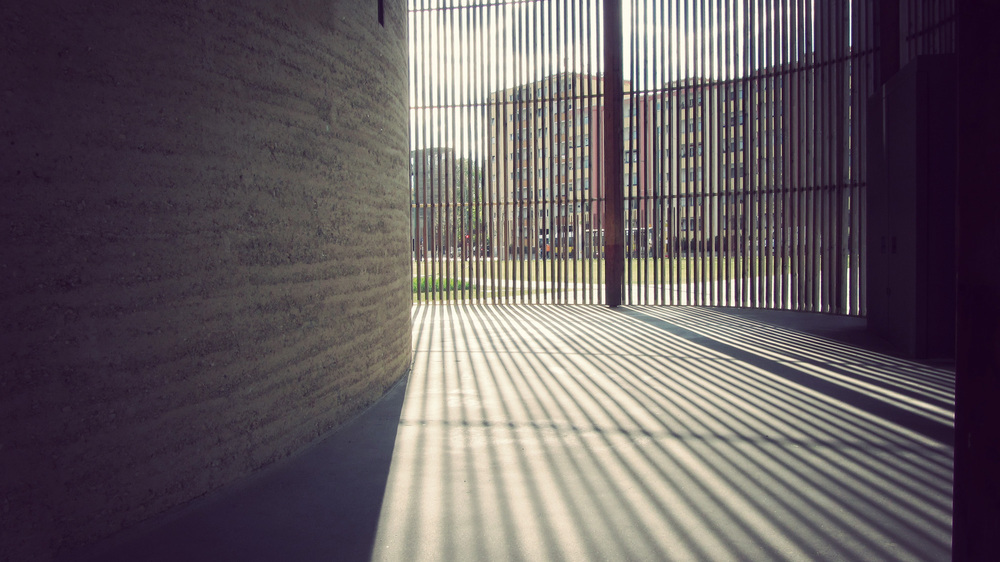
top-left (0, 1), bottom-right (411, 559)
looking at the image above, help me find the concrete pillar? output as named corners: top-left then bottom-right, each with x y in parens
top-left (952, 1), bottom-right (1000, 559)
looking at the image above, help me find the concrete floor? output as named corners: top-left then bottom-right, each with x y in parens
top-left (69, 305), bottom-right (955, 561)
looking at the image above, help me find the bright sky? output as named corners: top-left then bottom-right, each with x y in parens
top-left (408, 0), bottom-right (816, 156)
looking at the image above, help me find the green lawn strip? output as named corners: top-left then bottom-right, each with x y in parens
top-left (413, 257), bottom-right (786, 285)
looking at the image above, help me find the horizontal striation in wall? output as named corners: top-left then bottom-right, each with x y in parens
top-left (0, 0), bottom-right (411, 559)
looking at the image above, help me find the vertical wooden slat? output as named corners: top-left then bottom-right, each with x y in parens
top-left (815, 0), bottom-right (826, 312)
top-left (825, 0), bottom-right (836, 313)
top-left (813, 0), bottom-right (823, 312)
top-left (655, 0), bottom-right (665, 305)
top-left (859, 0), bottom-right (872, 316)
top-left (853, 0), bottom-right (865, 315)
top-left (801, 0), bottom-right (811, 311)
top-left (476, 3), bottom-right (484, 302)
top-left (641, 0), bottom-right (651, 305)
top-left (791, 0), bottom-right (802, 310)
top-left (576, 5), bottom-right (596, 304)
top-left (596, 1), bottom-right (605, 305)
top-left (498, 2), bottom-right (507, 303)
top-left (571, 1), bottom-right (579, 303)
top-left (827, 0), bottom-right (837, 313)
top-left (487, 3), bottom-right (496, 302)
top-left (684, 0), bottom-right (693, 305)
top-left (776, 0), bottom-right (785, 309)
top-left (835, 0), bottom-right (847, 314)
top-left (412, 3), bottom-right (421, 302)
top-left (528, 1), bottom-right (536, 303)
top-left (803, 0), bottom-right (812, 311)
top-left (458, 4), bottom-right (467, 302)
top-left (825, 0), bottom-right (836, 312)
top-left (719, 0), bottom-right (727, 306)
top-left (667, 0), bottom-right (677, 305)
top-left (750, 0), bottom-right (759, 308)
top-left (522, 3), bottom-right (530, 302)
top-left (432, 3), bottom-right (442, 301)
top-left (444, 5), bottom-right (453, 302)
top-left (690, 0), bottom-right (699, 306)
top-left (697, 0), bottom-right (706, 307)
top-left (552, 1), bottom-right (561, 303)
top-left (763, 0), bottom-right (772, 309)
top-left (624, 0), bottom-right (643, 304)
top-left (548, 1), bottom-right (559, 302)
top-left (737, 0), bottom-right (743, 307)
top-left (760, 0), bottom-right (769, 309)
top-left (422, 3), bottom-right (430, 302)
top-left (706, 0), bottom-right (716, 307)
top-left (643, 0), bottom-right (652, 305)
top-left (624, 1), bottom-right (633, 304)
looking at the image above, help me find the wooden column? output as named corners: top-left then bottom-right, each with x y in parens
top-left (603, 0), bottom-right (624, 307)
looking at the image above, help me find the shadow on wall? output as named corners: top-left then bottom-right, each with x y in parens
top-left (373, 304), bottom-right (954, 561)
top-left (64, 374), bottom-right (410, 562)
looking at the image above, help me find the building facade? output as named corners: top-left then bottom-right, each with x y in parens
top-left (486, 72), bottom-right (785, 261)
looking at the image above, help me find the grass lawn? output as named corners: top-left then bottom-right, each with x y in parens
top-left (412, 257), bottom-right (778, 286)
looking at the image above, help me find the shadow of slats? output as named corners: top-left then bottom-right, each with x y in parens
top-left (374, 304), bottom-right (954, 561)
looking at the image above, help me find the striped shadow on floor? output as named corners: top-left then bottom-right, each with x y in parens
top-left (372, 304), bottom-right (953, 562)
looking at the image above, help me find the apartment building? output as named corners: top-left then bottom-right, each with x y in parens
top-left (487, 72), bottom-right (785, 259)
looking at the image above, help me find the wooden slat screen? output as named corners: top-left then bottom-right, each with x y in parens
top-left (407, 1), bottom-right (951, 315)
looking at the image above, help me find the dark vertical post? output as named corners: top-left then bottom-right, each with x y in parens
top-left (880, 0), bottom-right (900, 82)
top-left (604, 0), bottom-right (624, 307)
top-left (952, 3), bottom-right (1000, 559)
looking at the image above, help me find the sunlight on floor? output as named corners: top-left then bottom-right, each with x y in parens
top-left (373, 305), bottom-right (953, 561)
